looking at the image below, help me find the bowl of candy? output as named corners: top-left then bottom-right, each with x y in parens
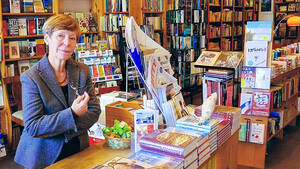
top-left (102, 120), bottom-right (132, 149)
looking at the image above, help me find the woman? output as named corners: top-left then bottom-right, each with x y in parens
top-left (14, 14), bottom-right (100, 169)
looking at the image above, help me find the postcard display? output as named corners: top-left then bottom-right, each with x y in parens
top-left (238, 21), bottom-right (276, 169)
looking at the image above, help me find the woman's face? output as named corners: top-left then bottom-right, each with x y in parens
top-left (45, 29), bottom-right (77, 61)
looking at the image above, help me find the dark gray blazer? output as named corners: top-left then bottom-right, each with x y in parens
top-left (14, 55), bottom-right (100, 169)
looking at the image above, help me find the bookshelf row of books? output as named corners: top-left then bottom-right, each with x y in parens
top-left (167, 23), bottom-right (207, 36)
top-left (2, 17), bottom-right (45, 36)
top-left (89, 64), bottom-right (122, 83)
top-left (239, 118), bottom-right (265, 144)
top-left (144, 16), bottom-right (162, 30)
top-left (64, 12), bottom-right (98, 33)
top-left (5, 39), bottom-right (45, 59)
top-left (166, 9), bottom-right (206, 24)
top-left (104, 0), bottom-right (128, 12)
top-left (276, 3), bottom-right (300, 12)
top-left (169, 35), bottom-right (206, 49)
top-left (167, 0), bottom-right (202, 11)
top-left (6, 59), bottom-right (39, 77)
top-left (142, 0), bottom-right (164, 12)
top-left (1, 0), bottom-right (53, 13)
top-left (99, 14), bottom-right (128, 32)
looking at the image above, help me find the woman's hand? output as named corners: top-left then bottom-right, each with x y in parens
top-left (71, 91), bottom-right (90, 117)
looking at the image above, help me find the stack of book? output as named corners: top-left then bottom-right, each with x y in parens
top-left (138, 127), bottom-right (199, 169)
top-left (217, 120), bottom-right (231, 147)
top-left (176, 116), bottom-right (220, 153)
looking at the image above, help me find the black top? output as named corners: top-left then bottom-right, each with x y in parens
top-left (56, 84), bottom-right (80, 162)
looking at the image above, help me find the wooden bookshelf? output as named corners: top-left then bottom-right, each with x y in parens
top-left (207, 0), bottom-right (259, 51)
top-left (238, 67), bottom-right (300, 169)
top-left (0, 0), bottom-right (59, 150)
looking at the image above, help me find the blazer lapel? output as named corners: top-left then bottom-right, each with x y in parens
top-left (38, 56), bottom-right (68, 108)
top-left (66, 59), bottom-right (79, 106)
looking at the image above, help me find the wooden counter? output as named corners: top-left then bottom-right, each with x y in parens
top-left (47, 131), bottom-right (239, 169)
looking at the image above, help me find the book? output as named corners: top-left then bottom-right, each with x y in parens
top-left (139, 128), bottom-right (198, 158)
top-left (2, 0), bottom-right (10, 13)
top-left (18, 60), bottom-right (30, 74)
top-left (2, 20), bottom-right (8, 36)
top-left (35, 39), bottom-right (45, 56)
top-left (239, 123), bottom-right (247, 141)
top-left (28, 40), bottom-right (36, 56)
top-left (240, 93), bottom-right (253, 115)
top-left (9, 41), bottom-right (20, 59)
top-left (19, 40), bottom-right (29, 57)
top-left (195, 51), bottom-right (221, 66)
top-left (23, 0), bottom-right (34, 13)
top-left (91, 156), bottom-right (155, 169)
top-left (255, 67), bottom-right (271, 90)
top-left (33, 0), bottom-right (44, 13)
top-left (249, 123), bottom-right (265, 144)
top-left (252, 91), bottom-right (271, 117)
top-left (133, 108), bottom-right (158, 152)
top-left (27, 19), bottom-right (37, 35)
top-left (18, 18), bottom-right (27, 36)
top-left (8, 19), bottom-right (19, 36)
top-left (129, 150), bottom-right (184, 169)
top-left (36, 18), bottom-right (45, 35)
top-left (246, 21), bottom-right (272, 41)
top-left (43, 0), bottom-right (52, 13)
top-left (245, 40), bottom-right (268, 67)
top-left (9, 0), bottom-right (21, 13)
top-left (241, 67), bottom-right (256, 88)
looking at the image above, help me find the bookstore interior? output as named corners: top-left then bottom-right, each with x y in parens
top-left (0, 0), bottom-right (300, 169)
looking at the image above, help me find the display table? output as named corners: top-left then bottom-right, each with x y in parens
top-left (46, 130), bottom-right (239, 169)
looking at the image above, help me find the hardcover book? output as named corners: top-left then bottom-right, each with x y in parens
top-left (33, 0), bottom-right (44, 13)
top-left (9, 41), bottom-right (20, 59)
top-left (19, 40), bottom-right (29, 57)
top-left (2, 20), bottom-right (8, 36)
top-left (23, 0), bottom-right (34, 13)
top-left (195, 51), bottom-right (221, 66)
top-left (27, 19), bottom-right (36, 35)
top-left (90, 156), bottom-right (155, 169)
top-left (129, 150), bottom-right (184, 169)
top-left (35, 39), bottom-right (45, 56)
top-left (36, 18), bottom-right (45, 34)
top-left (8, 19), bottom-right (19, 36)
top-left (9, 0), bottom-right (21, 13)
top-left (18, 18), bottom-right (27, 36)
top-left (139, 128), bottom-right (198, 158)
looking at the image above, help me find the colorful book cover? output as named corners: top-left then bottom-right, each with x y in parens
top-left (18, 18), bottom-right (27, 36)
top-left (241, 67), bottom-right (256, 88)
top-left (129, 150), bottom-right (184, 169)
top-left (8, 19), bottom-right (19, 36)
top-left (9, 41), bottom-right (20, 59)
top-left (195, 51), bottom-right (221, 66)
top-left (2, 20), bottom-right (8, 36)
top-left (133, 108), bottom-right (158, 152)
top-left (252, 91), bottom-right (271, 117)
top-left (35, 39), bottom-right (45, 56)
top-left (27, 40), bottom-right (36, 57)
top-left (240, 93), bottom-right (253, 115)
top-left (90, 156), bottom-right (154, 169)
top-left (238, 123), bottom-right (247, 141)
top-left (23, 0), bottom-right (34, 13)
top-left (27, 19), bottom-right (36, 35)
top-left (10, 0), bottom-right (21, 13)
top-left (18, 60), bottom-right (30, 74)
top-left (103, 64), bottom-right (113, 76)
top-left (139, 128), bottom-right (198, 158)
top-left (36, 18), bottom-right (45, 35)
top-left (33, 0), bottom-right (44, 13)
top-left (249, 123), bottom-right (265, 144)
top-left (19, 40), bottom-right (29, 57)
top-left (2, 0), bottom-right (10, 13)
top-left (43, 0), bottom-right (52, 13)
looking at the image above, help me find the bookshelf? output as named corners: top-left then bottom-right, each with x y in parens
top-left (206, 0), bottom-right (259, 51)
top-left (273, 0), bottom-right (300, 48)
top-left (0, 0), bottom-right (59, 150)
top-left (166, 0), bottom-right (205, 94)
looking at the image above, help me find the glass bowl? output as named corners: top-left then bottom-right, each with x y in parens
top-left (104, 135), bottom-right (131, 149)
